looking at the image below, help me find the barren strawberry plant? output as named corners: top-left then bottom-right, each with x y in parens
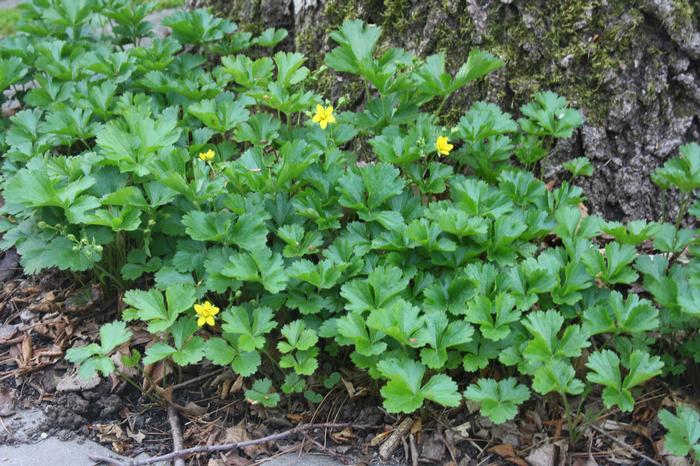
top-left (1, 0), bottom-right (700, 464)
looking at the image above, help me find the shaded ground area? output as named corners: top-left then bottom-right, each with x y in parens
top-left (0, 408), bottom-right (356, 466)
top-left (0, 437), bottom-right (143, 466)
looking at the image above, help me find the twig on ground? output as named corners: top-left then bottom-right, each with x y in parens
top-left (167, 405), bottom-right (185, 466)
top-left (170, 368), bottom-right (225, 391)
top-left (590, 424), bottom-right (662, 466)
top-left (88, 422), bottom-right (378, 466)
top-left (379, 417), bottom-right (413, 461)
top-left (304, 434), bottom-right (344, 460)
top-left (409, 433), bottom-right (419, 466)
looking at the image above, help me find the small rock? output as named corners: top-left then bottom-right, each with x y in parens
top-left (0, 324), bottom-right (17, 342)
top-left (19, 310), bottom-right (37, 322)
top-left (420, 434), bottom-right (445, 461)
top-left (526, 442), bottom-right (556, 466)
top-left (56, 373), bottom-right (101, 393)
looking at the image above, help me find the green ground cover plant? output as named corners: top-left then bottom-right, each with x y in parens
top-left (1, 0), bottom-right (699, 454)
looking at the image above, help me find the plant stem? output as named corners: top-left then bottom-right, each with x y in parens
top-left (561, 393), bottom-right (577, 444)
top-left (435, 95), bottom-right (449, 116)
top-left (674, 192), bottom-right (691, 229)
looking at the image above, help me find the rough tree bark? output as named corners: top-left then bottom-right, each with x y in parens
top-left (192, 0), bottom-right (700, 221)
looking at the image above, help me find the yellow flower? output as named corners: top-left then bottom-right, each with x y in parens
top-left (198, 149), bottom-right (215, 162)
top-left (435, 136), bottom-right (454, 156)
top-left (312, 104), bottom-right (336, 130)
top-left (194, 301), bottom-right (219, 327)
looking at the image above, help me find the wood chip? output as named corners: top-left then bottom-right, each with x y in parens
top-left (488, 443), bottom-right (528, 466)
top-left (379, 417), bottom-right (414, 460)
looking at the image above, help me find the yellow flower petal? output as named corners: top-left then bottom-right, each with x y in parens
top-left (435, 136), bottom-right (453, 155)
top-left (206, 316), bottom-right (215, 326)
top-left (194, 303), bottom-right (204, 315)
top-left (197, 316), bottom-right (206, 327)
top-left (312, 104), bottom-right (336, 129)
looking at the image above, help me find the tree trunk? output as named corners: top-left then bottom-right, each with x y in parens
top-left (194, 0), bottom-right (700, 221)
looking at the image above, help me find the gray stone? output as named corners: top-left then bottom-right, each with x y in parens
top-left (0, 437), bottom-right (164, 466)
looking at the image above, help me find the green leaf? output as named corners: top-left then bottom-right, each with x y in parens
top-left (325, 19), bottom-right (382, 75)
top-left (366, 299), bottom-right (424, 347)
top-left (278, 320), bottom-right (318, 353)
top-left (377, 358), bottom-right (461, 413)
top-left (122, 286), bottom-right (196, 333)
top-left (324, 372), bottom-right (342, 389)
top-left (522, 310), bottom-right (590, 362)
top-left (583, 242), bottom-right (638, 285)
top-left (288, 258), bottom-right (346, 289)
top-left (336, 311), bottom-right (387, 356)
top-left (532, 359), bottom-right (585, 396)
top-left (66, 343), bottom-right (101, 365)
top-left (659, 406), bottom-right (700, 459)
top-left (78, 356), bottom-right (115, 379)
top-left (412, 50), bottom-right (502, 100)
top-left (97, 112), bottom-right (180, 176)
top-left (188, 94), bottom-right (251, 133)
top-left (162, 8), bottom-right (236, 45)
top-left (282, 373), bottom-right (305, 394)
top-left (454, 50), bottom-right (504, 88)
top-left (222, 248), bottom-right (288, 294)
top-left (586, 349), bottom-right (663, 412)
top-left (519, 91), bottom-right (584, 139)
top-left (99, 321), bottom-right (132, 354)
top-left (338, 163), bottom-right (405, 212)
top-left (601, 220), bottom-right (655, 245)
top-left (255, 27), bottom-right (288, 48)
top-left (221, 306), bottom-right (277, 352)
top-left (652, 143), bottom-right (700, 192)
top-left (563, 157), bottom-right (594, 177)
top-left (466, 293), bottom-right (519, 341)
top-left (273, 51), bottom-right (308, 88)
top-left (279, 347), bottom-right (319, 375)
top-left (171, 336), bottom-right (206, 366)
top-left (651, 223), bottom-right (696, 254)
top-left (245, 378), bottom-right (280, 408)
top-left (416, 313), bottom-right (473, 369)
top-left (340, 265), bottom-right (409, 312)
top-left (464, 378), bottom-right (530, 424)
top-left (583, 291), bottom-right (659, 336)
top-left (143, 342), bottom-right (177, 365)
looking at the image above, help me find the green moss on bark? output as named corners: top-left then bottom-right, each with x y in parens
top-left (301, 1), bottom-right (653, 124)
top-left (207, 0), bottom-right (677, 125)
